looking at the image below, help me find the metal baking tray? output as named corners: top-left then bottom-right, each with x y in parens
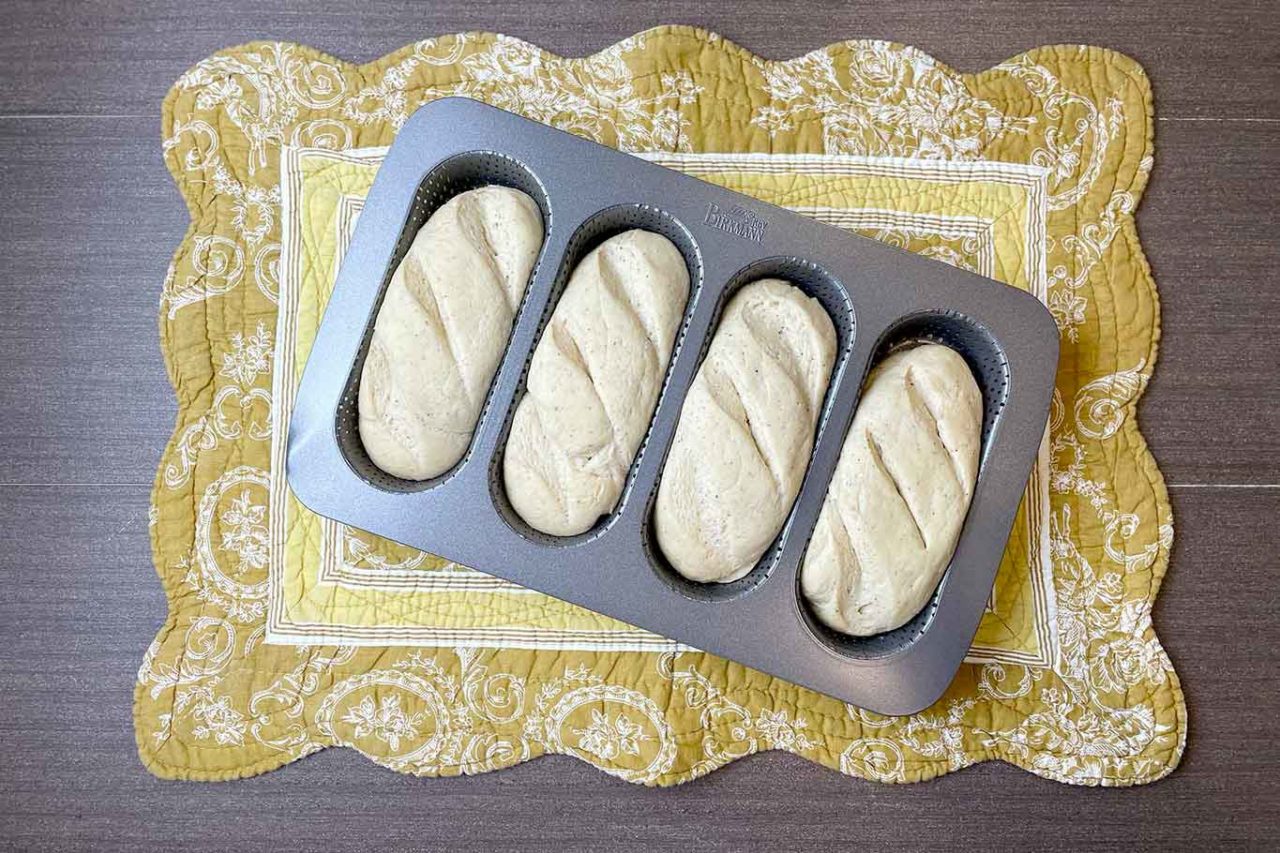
top-left (287, 97), bottom-right (1058, 715)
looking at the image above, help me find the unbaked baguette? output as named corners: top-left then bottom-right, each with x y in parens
top-left (655, 279), bottom-right (837, 583)
top-left (358, 186), bottom-right (543, 481)
top-left (504, 230), bottom-right (690, 536)
top-left (800, 344), bottom-right (982, 636)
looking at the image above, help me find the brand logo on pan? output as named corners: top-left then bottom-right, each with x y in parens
top-left (704, 203), bottom-right (767, 242)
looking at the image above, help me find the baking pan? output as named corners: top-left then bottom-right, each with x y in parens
top-left (287, 97), bottom-right (1059, 715)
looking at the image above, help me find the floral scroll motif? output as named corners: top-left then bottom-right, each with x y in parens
top-left (141, 30), bottom-right (1179, 787)
top-left (527, 665), bottom-right (676, 783)
top-left (751, 43), bottom-right (1031, 157)
top-left (996, 55), bottom-right (1123, 211)
top-left (163, 325), bottom-right (273, 489)
top-left (185, 465), bottom-right (271, 623)
top-left (343, 33), bottom-right (701, 151)
top-left (162, 235), bottom-right (244, 319)
top-left (176, 43), bottom-right (349, 173)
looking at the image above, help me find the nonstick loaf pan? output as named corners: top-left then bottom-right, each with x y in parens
top-left (287, 97), bottom-right (1059, 715)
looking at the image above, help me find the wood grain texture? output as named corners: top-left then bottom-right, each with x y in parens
top-left (0, 486), bottom-right (1276, 851)
top-left (0, 0), bottom-right (1278, 849)
top-left (0, 118), bottom-right (179, 485)
top-left (1, 0), bottom-right (1279, 118)
top-left (1139, 120), bottom-right (1280, 484)
top-left (2, 116), bottom-right (1275, 487)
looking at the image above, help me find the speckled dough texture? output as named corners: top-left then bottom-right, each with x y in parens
top-left (655, 279), bottom-right (836, 583)
top-left (801, 344), bottom-right (983, 636)
top-left (139, 28), bottom-right (1182, 787)
top-left (504, 230), bottom-right (689, 536)
top-left (359, 186), bottom-right (543, 480)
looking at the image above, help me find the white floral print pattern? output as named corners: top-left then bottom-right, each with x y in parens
top-left (341, 695), bottom-right (427, 751)
top-left (573, 709), bottom-right (651, 760)
top-left (138, 31), bottom-right (1180, 787)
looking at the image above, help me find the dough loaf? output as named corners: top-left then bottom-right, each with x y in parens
top-left (655, 279), bottom-right (836, 583)
top-left (359, 186), bottom-right (543, 480)
top-left (504, 230), bottom-right (690, 536)
top-left (800, 344), bottom-right (982, 636)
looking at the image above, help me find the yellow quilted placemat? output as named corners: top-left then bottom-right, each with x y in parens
top-left (272, 145), bottom-right (1054, 662)
top-left (138, 27), bottom-right (1184, 785)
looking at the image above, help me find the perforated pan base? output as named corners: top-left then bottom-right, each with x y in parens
top-left (287, 98), bottom-right (1059, 716)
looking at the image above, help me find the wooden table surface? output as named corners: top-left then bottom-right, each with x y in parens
top-left (1, 1), bottom-right (1277, 850)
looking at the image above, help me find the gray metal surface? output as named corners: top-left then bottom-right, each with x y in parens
top-left (4, 3), bottom-right (1280, 844)
top-left (287, 97), bottom-right (1059, 715)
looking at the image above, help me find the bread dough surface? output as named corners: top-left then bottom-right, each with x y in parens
top-left (504, 230), bottom-right (690, 536)
top-left (359, 186), bottom-right (543, 480)
top-left (800, 344), bottom-right (982, 636)
top-left (655, 278), bottom-right (837, 583)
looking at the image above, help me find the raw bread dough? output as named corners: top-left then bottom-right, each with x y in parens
top-left (358, 186), bottom-right (543, 480)
top-left (504, 230), bottom-right (690, 536)
top-left (800, 344), bottom-right (982, 636)
top-left (655, 279), bottom-right (837, 583)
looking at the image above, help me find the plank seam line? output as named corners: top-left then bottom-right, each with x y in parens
top-left (0, 482), bottom-right (1277, 488)
top-left (0, 114), bottom-right (1277, 123)
top-left (0, 114), bottom-right (151, 119)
